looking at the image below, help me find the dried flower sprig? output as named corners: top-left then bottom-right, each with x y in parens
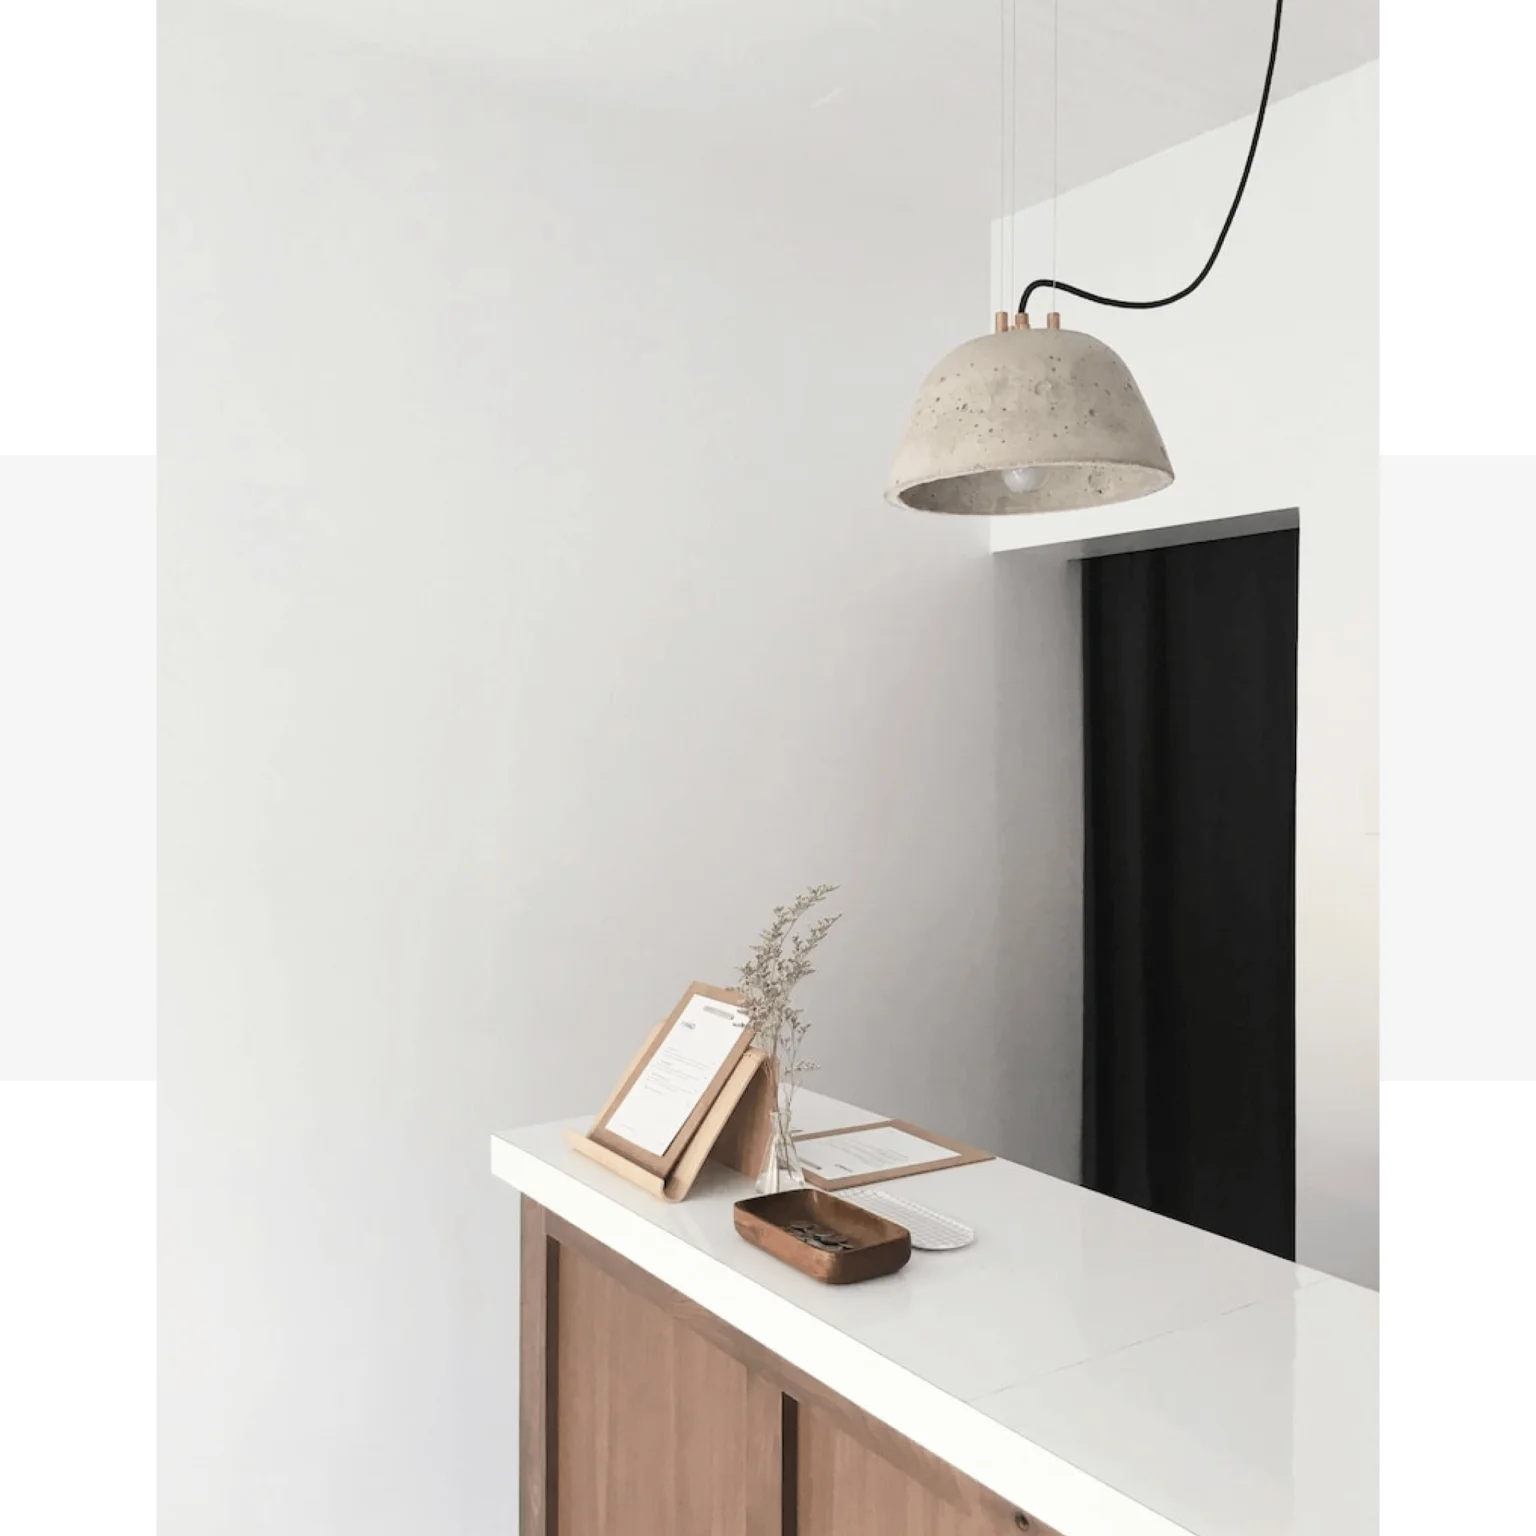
top-left (736, 884), bottom-right (841, 1093)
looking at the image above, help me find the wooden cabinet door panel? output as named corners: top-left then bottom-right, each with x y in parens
top-left (554, 1238), bottom-right (756, 1536)
top-left (523, 1201), bottom-right (1048, 1536)
top-left (796, 1398), bottom-right (1027, 1536)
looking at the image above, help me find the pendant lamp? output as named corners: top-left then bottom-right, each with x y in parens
top-left (887, 316), bottom-right (1171, 515)
top-left (887, 0), bottom-right (1285, 516)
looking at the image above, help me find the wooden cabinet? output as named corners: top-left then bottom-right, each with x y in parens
top-left (796, 1400), bottom-right (1017, 1536)
top-left (521, 1198), bottom-right (1055, 1536)
top-left (551, 1228), bottom-right (770, 1535)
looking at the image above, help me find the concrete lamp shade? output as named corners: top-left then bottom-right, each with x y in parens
top-left (885, 325), bottom-right (1174, 515)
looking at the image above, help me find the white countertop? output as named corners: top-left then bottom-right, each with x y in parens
top-left (491, 1090), bottom-right (1377, 1536)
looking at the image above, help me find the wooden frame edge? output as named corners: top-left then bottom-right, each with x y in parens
top-left (519, 1197), bottom-right (558, 1536)
top-left (793, 1118), bottom-right (994, 1192)
top-left (589, 982), bottom-right (751, 1178)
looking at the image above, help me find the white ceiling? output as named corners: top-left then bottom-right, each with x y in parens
top-left (239, 0), bottom-right (1377, 219)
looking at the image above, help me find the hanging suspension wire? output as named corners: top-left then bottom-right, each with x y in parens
top-left (1010, 0), bottom-right (1019, 305)
top-left (999, 0), bottom-right (1009, 311)
top-left (1016, 0), bottom-right (1284, 318)
top-left (1050, 0), bottom-right (1059, 312)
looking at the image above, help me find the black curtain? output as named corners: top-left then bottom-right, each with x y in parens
top-left (1082, 529), bottom-right (1298, 1259)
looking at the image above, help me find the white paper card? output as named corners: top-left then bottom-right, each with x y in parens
top-left (795, 1123), bottom-right (955, 1182)
top-left (603, 994), bottom-right (749, 1157)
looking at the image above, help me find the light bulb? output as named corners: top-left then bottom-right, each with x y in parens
top-left (1002, 464), bottom-right (1047, 493)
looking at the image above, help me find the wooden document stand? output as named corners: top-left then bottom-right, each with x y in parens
top-left (565, 1011), bottom-right (775, 1201)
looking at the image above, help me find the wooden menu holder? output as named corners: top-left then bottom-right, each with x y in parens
top-left (565, 1012), bottom-right (776, 1202)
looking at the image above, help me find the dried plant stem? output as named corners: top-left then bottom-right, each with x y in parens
top-left (736, 885), bottom-right (841, 1182)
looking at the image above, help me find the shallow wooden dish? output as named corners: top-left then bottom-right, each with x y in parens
top-left (733, 1188), bottom-right (911, 1284)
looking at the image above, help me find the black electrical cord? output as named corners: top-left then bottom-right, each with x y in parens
top-left (1016, 0), bottom-right (1284, 318)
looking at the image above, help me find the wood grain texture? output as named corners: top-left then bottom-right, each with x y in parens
top-left (589, 981), bottom-right (751, 1178)
top-left (539, 1209), bottom-right (1053, 1534)
top-left (798, 1394), bottom-right (969, 1535)
top-left (519, 1197), bottom-right (557, 1536)
top-left (798, 1406), bottom-right (1062, 1536)
top-left (795, 1118), bottom-right (994, 1192)
top-left (563, 1047), bottom-right (771, 1201)
top-left (554, 1235), bottom-right (757, 1535)
top-left (709, 1052), bottom-right (776, 1179)
top-left (562, 1125), bottom-right (669, 1198)
top-left (745, 1372), bottom-right (786, 1536)
top-left (733, 1187), bottom-right (911, 1284)
top-left (662, 1046), bottom-right (770, 1194)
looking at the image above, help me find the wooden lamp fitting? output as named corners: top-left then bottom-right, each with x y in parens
top-left (992, 311), bottom-right (1058, 332)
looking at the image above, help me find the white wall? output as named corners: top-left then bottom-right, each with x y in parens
top-left (158, 4), bottom-right (1064, 1533)
top-left (991, 64), bottom-right (1379, 1286)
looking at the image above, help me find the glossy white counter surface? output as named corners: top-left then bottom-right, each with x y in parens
top-left (491, 1091), bottom-right (1377, 1536)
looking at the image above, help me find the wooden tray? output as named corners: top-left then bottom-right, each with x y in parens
top-left (733, 1188), bottom-right (912, 1285)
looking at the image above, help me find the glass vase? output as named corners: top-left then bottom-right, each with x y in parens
top-left (755, 1066), bottom-right (805, 1195)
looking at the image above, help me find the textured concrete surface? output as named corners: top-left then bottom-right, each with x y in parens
top-left (888, 327), bottom-right (1174, 515)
